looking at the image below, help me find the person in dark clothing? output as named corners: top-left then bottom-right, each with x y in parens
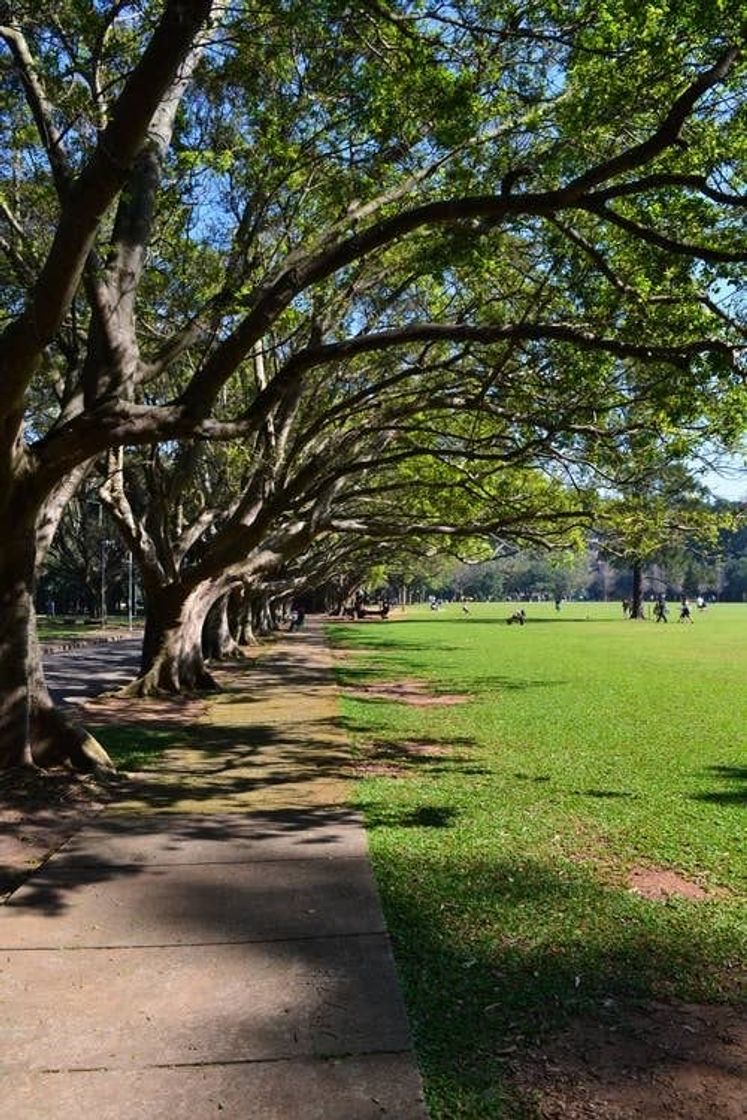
top-left (679, 598), bottom-right (693, 624)
top-left (289, 605), bottom-right (306, 631)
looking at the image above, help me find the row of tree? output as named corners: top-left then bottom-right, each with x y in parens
top-left (0, 1), bottom-right (744, 771)
top-left (388, 498), bottom-right (746, 606)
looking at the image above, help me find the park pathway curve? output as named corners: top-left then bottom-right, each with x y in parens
top-left (1, 620), bottom-right (428, 1119)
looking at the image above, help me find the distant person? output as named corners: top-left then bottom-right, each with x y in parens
top-left (679, 598), bottom-right (693, 624)
top-left (696, 594), bottom-right (706, 610)
top-left (554, 596), bottom-right (562, 611)
top-left (653, 596), bottom-right (668, 623)
top-left (621, 598), bottom-right (630, 617)
top-left (289, 605), bottom-right (305, 631)
top-left (462, 603), bottom-right (470, 614)
top-left (507, 609), bottom-right (526, 626)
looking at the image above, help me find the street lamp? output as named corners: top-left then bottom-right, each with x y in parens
top-left (100, 538), bottom-right (114, 628)
top-left (128, 550), bottom-right (134, 631)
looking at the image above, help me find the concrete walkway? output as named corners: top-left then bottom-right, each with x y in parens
top-left (1, 622), bottom-right (428, 1119)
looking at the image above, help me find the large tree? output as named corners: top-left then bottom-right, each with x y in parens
top-left (0, 1), bottom-right (745, 768)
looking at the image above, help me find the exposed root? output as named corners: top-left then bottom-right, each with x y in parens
top-left (116, 664), bottom-right (221, 698)
top-left (32, 705), bottom-right (115, 774)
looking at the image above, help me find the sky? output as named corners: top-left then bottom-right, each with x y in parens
top-left (697, 459), bottom-right (747, 502)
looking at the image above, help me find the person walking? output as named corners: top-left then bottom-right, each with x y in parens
top-left (679, 598), bottom-right (694, 624)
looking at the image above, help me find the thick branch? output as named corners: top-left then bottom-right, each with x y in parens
top-left (0, 23), bottom-right (71, 196)
top-left (0, 0), bottom-right (213, 420)
top-left (583, 201), bottom-right (747, 264)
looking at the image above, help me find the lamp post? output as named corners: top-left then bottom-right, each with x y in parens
top-left (100, 538), bottom-right (114, 628)
top-left (128, 551), bottom-right (134, 632)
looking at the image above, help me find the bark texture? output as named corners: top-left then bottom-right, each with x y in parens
top-left (123, 581), bottom-right (220, 696)
top-left (630, 561), bottom-right (645, 620)
top-left (203, 592), bottom-right (244, 661)
top-left (0, 509), bottom-right (112, 771)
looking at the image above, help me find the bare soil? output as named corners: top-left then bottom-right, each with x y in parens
top-left (511, 999), bottom-right (747, 1119)
top-left (627, 865), bottom-right (713, 902)
top-left (566, 821), bottom-right (724, 902)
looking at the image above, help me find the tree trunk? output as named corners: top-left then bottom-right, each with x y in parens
top-left (123, 580), bottom-right (221, 696)
top-left (254, 597), bottom-right (275, 636)
top-left (203, 592), bottom-right (243, 661)
top-left (237, 592), bottom-right (258, 645)
top-left (0, 517), bottom-right (39, 768)
top-left (0, 512), bottom-right (112, 771)
top-left (630, 561), bottom-right (645, 619)
top-left (268, 597), bottom-right (287, 631)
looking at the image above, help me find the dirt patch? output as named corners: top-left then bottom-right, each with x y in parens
top-left (511, 999), bottom-right (747, 1119)
top-left (628, 865), bottom-right (712, 902)
top-left (564, 823), bottom-right (722, 902)
top-left (0, 769), bottom-right (116, 900)
top-left (345, 677), bottom-right (468, 706)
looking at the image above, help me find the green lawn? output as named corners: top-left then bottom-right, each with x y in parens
top-left (38, 616), bottom-right (143, 641)
top-left (328, 602), bottom-right (747, 1118)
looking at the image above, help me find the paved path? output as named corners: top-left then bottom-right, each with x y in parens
top-left (2, 622), bottom-right (427, 1119)
top-left (43, 639), bottom-right (142, 707)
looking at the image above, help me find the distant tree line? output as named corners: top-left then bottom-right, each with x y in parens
top-left (364, 499), bottom-right (746, 605)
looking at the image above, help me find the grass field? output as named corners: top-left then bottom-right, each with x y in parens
top-left (37, 615), bottom-right (143, 641)
top-left (328, 602), bottom-right (747, 1118)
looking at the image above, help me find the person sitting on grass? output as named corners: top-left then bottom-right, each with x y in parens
top-left (507, 609), bottom-right (526, 626)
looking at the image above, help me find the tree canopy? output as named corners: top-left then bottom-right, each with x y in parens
top-left (0, 1), bottom-right (745, 768)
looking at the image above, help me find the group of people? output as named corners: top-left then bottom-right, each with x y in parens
top-left (621, 593), bottom-right (707, 624)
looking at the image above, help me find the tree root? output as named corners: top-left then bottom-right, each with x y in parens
top-left (32, 706), bottom-right (115, 774)
top-left (116, 664), bottom-right (222, 698)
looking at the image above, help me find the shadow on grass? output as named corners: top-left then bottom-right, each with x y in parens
top-left (366, 805), bottom-right (460, 829)
top-left (574, 788), bottom-right (638, 800)
top-left (336, 665), bottom-right (568, 695)
top-left (692, 765), bottom-right (747, 808)
top-left (369, 849), bottom-right (744, 1118)
top-left (513, 774), bottom-right (636, 800)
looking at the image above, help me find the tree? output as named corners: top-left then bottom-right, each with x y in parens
top-left (1, 1), bottom-right (745, 768)
top-left (597, 464), bottom-right (734, 617)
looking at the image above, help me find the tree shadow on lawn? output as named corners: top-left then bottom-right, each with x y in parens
top-left (692, 765), bottom-right (747, 808)
top-left (373, 851), bottom-right (745, 1117)
top-left (115, 722), bottom-right (489, 798)
top-left (365, 804), bottom-right (461, 830)
top-left (513, 774), bottom-right (638, 800)
top-left (329, 634), bottom-right (464, 654)
top-left (337, 667), bottom-right (569, 695)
